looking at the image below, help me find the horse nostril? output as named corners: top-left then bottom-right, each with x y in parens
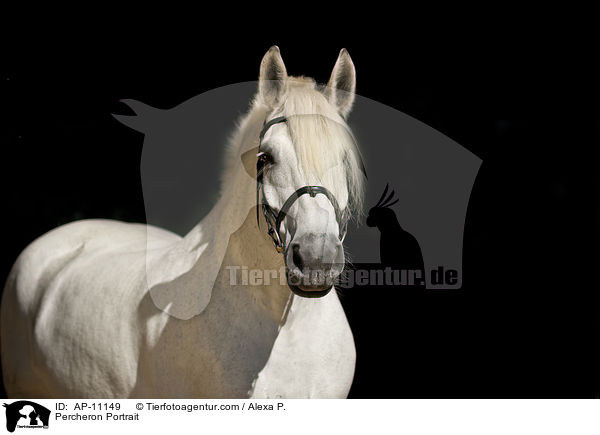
top-left (292, 244), bottom-right (304, 271)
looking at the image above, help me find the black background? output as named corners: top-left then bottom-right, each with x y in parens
top-left (2, 21), bottom-right (599, 398)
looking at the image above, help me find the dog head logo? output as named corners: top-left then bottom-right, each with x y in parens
top-left (2, 401), bottom-right (50, 432)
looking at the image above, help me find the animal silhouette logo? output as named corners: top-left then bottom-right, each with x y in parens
top-left (2, 401), bottom-right (50, 432)
top-left (367, 184), bottom-right (425, 285)
top-left (113, 81), bottom-right (481, 292)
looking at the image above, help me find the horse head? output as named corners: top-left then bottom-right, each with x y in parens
top-left (255, 46), bottom-right (366, 297)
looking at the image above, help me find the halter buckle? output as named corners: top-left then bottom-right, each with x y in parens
top-left (268, 227), bottom-right (284, 253)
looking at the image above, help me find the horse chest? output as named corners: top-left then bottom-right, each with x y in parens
top-left (249, 292), bottom-right (356, 398)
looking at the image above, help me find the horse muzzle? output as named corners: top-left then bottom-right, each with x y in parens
top-left (284, 233), bottom-right (344, 298)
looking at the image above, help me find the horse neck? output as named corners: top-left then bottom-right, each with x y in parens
top-left (180, 105), bottom-right (292, 322)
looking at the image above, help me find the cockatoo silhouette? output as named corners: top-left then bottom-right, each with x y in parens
top-left (366, 184), bottom-right (424, 281)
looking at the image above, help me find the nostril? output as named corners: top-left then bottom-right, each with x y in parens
top-left (292, 244), bottom-right (304, 271)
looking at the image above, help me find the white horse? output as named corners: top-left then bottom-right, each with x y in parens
top-left (1, 47), bottom-right (365, 398)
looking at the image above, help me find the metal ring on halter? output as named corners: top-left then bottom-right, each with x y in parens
top-left (256, 116), bottom-right (352, 254)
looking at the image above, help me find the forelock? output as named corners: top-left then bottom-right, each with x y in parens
top-left (280, 79), bottom-right (365, 218)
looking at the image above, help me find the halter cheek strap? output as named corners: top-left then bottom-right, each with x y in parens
top-left (256, 116), bottom-right (287, 230)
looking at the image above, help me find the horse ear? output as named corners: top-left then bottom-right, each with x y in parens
top-left (325, 49), bottom-right (356, 119)
top-left (258, 46), bottom-right (288, 108)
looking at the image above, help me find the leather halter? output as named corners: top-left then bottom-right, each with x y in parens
top-left (256, 116), bottom-right (349, 253)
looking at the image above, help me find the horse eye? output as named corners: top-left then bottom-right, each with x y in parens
top-left (257, 151), bottom-right (274, 167)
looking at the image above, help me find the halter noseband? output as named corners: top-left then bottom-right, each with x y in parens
top-left (256, 116), bottom-right (349, 254)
